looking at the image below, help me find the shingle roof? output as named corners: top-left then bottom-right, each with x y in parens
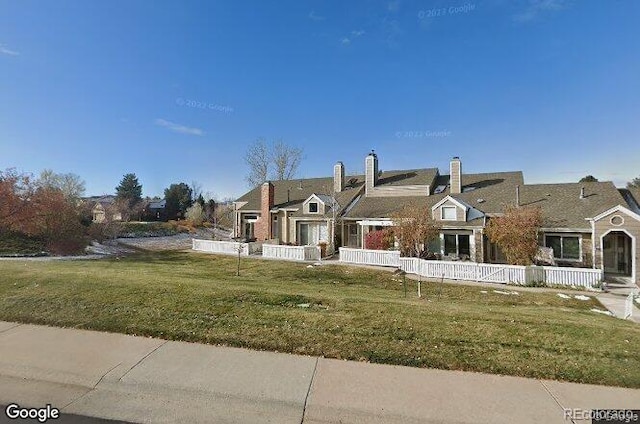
top-left (343, 171), bottom-right (524, 219)
top-left (519, 182), bottom-right (626, 229)
top-left (235, 168), bottom-right (438, 217)
top-left (235, 176), bottom-right (365, 217)
top-left (235, 170), bottom-right (628, 230)
top-left (375, 168), bottom-right (438, 186)
top-left (622, 187), bottom-right (640, 214)
top-left (148, 199), bottom-right (166, 209)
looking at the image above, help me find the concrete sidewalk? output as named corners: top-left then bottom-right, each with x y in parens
top-left (1, 322), bottom-right (638, 424)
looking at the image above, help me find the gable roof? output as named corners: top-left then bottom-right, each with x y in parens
top-left (432, 195), bottom-right (469, 212)
top-left (343, 171), bottom-right (524, 221)
top-left (590, 204), bottom-right (640, 223)
top-left (518, 182), bottom-right (626, 229)
top-left (235, 176), bottom-right (365, 217)
top-left (235, 167), bottom-right (439, 218)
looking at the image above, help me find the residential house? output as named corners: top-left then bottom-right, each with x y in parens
top-left (142, 199), bottom-right (167, 221)
top-left (89, 196), bottom-right (122, 223)
top-left (234, 152), bottom-right (640, 286)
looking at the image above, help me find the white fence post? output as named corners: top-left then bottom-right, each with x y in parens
top-left (624, 292), bottom-right (634, 319)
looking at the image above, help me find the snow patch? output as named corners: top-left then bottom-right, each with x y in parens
top-left (574, 295), bottom-right (590, 301)
top-left (493, 290), bottom-right (519, 296)
top-left (557, 293), bottom-right (571, 299)
top-left (590, 308), bottom-right (613, 316)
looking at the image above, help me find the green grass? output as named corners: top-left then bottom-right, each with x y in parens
top-left (1, 251), bottom-right (639, 388)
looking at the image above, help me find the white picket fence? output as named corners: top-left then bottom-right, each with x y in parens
top-left (340, 247), bottom-right (603, 288)
top-left (340, 248), bottom-right (401, 267)
top-left (541, 266), bottom-right (602, 288)
top-left (192, 239), bottom-right (249, 256)
top-left (262, 244), bottom-right (321, 262)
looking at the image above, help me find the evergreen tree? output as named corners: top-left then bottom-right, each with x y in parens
top-left (115, 173), bottom-right (142, 207)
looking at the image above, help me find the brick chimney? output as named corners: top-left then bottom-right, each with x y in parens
top-left (256, 181), bottom-right (274, 241)
top-left (365, 150), bottom-right (378, 195)
top-left (334, 161), bottom-right (345, 193)
top-left (450, 157), bottom-right (462, 194)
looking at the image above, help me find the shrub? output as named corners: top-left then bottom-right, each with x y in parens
top-left (116, 221), bottom-right (189, 238)
top-left (185, 203), bottom-right (205, 227)
top-left (486, 205), bottom-right (543, 266)
top-left (365, 229), bottom-right (394, 250)
top-left (391, 202), bottom-right (441, 257)
top-left (0, 231), bottom-right (46, 256)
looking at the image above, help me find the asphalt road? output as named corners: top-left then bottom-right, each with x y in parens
top-left (1, 406), bottom-right (132, 424)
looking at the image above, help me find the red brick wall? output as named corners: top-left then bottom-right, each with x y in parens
top-left (255, 182), bottom-right (274, 241)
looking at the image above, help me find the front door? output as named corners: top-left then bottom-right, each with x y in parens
top-left (603, 232), bottom-right (632, 275)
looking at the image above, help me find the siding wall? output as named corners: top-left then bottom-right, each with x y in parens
top-left (434, 199), bottom-right (465, 222)
top-left (593, 210), bottom-right (640, 285)
top-left (365, 185), bottom-right (430, 197)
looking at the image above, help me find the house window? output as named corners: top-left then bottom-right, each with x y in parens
top-left (308, 202), bottom-right (319, 213)
top-left (545, 235), bottom-right (581, 260)
top-left (443, 234), bottom-right (470, 257)
top-left (272, 216), bottom-right (279, 240)
top-left (441, 206), bottom-right (457, 220)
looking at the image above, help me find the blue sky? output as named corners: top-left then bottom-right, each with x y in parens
top-left (1, 0), bottom-right (639, 199)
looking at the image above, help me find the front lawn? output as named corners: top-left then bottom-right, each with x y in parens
top-left (0, 251), bottom-right (638, 387)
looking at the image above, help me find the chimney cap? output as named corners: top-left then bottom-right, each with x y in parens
top-left (452, 156), bottom-right (460, 160)
top-left (335, 161), bottom-right (344, 166)
top-left (368, 149), bottom-right (377, 157)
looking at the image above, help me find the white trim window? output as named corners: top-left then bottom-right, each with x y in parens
top-left (441, 206), bottom-right (457, 221)
top-left (308, 202), bottom-right (319, 213)
top-left (544, 234), bottom-right (581, 261)
top-left (443, 234), bottom-right (471, 257)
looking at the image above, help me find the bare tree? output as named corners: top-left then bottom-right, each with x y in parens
top-left (244, 138), bottom-right (303, 187)
top-left (38, 169), bottom-right (86, 201)
top-left (271, 139), bottom-right (303, 181)
top-left (628, 176), bottom-right (640, 189)
top-left (244, 138), bottom-right (270, 187)
top-left (190, 180), bottom-right (203, 202)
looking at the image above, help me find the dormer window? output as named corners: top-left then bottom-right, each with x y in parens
top-left (441, 206), bottom-right (456, 220)
top-left (309, 202), bottom-right (319, 213)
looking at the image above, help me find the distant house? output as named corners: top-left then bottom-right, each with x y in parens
top-left (234, 152), bottom-right (640, 286)
top-left (142, 199), bottom-right (167, 221)
top-left (90, 196), bottom-right (122, 223)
